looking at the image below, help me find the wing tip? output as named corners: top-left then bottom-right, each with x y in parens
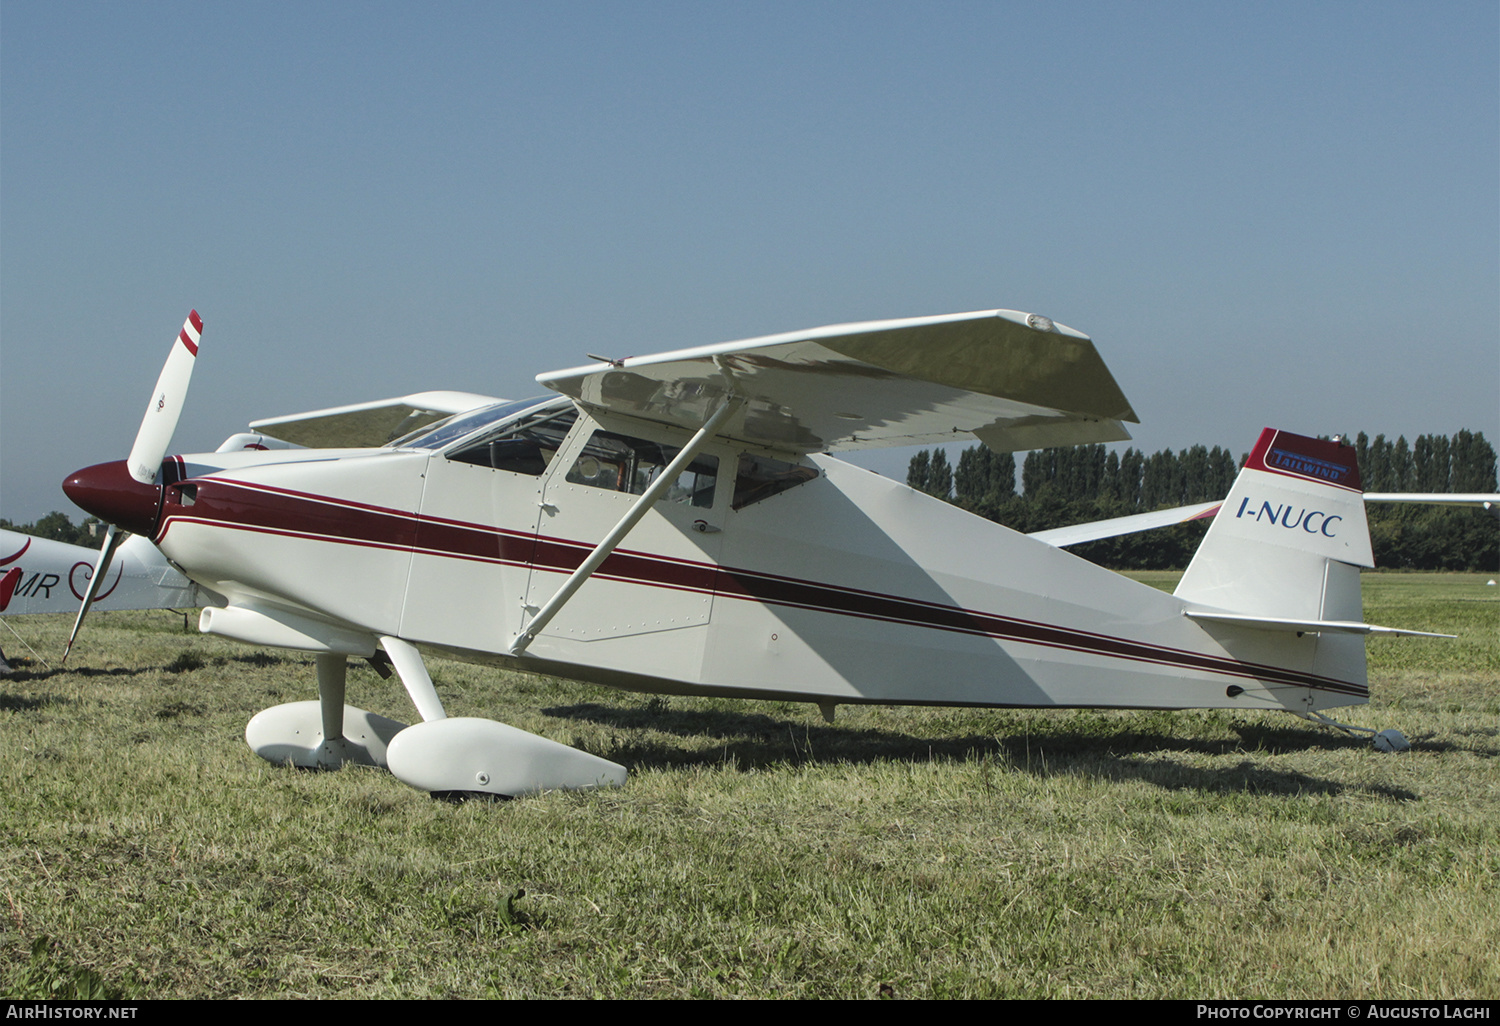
top-left (180, 310), bottom-right (203, 355)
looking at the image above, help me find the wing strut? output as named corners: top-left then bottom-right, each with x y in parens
top-left (510, 395), bottom-right (743, 656)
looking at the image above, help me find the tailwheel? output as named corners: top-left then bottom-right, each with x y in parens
top-left (1297, 711), bottom-right (1411, 752)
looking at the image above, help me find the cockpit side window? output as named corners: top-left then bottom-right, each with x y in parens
top-left (732, 453), bottom-right (819, 509)
top-left (391, 397), bottom-right (553, 450)
top-left (565, 430), bottom-right (718, 508)
top-left (446, 406), bottom-right (579, 474)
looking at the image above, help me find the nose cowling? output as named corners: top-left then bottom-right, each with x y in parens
top-left (63, 460), bottom-right (164, 537)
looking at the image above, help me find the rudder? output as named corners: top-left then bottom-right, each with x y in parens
top-left (1175, 428), bottom-right (1371, 622)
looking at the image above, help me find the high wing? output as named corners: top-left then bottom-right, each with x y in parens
top-left (248, 391), bottom-right (505, 449)
top-left (538, 309), bottom-right (1137, 454)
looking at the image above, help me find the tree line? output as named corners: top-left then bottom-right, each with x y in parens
top-left (907, 430), bottom-right (1498, 571)
top-left (0, 511), bottom-right (103, 548)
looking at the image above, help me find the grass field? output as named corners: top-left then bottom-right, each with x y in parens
top-left (2, 573), bottom-right (1496, 998)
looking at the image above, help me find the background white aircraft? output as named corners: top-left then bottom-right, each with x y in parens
top-left (0, 528), bottom-right (201, 617)
top-left (0, 528), bottom-right (205, 672)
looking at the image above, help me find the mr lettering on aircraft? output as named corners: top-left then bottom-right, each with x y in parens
top-left (14, 572), bottom-right (62, 598)
top-left (0, 534), bottom-right (120, 611)
top-left (0, 540), bottom-right (62, 605)
top-left (1234, 497), bottom-right (1341, 537)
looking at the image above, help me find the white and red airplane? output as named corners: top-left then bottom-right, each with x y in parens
top-left (61, 308), bottom-right (1451, 797)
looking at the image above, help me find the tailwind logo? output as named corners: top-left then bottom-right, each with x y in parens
top-left (1265, 446), bottom-right (1353, 486)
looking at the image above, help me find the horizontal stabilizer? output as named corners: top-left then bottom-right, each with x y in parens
top-left (1365, 492), bottom-right (1498, 511)
top-left (1185, 610), bottom-right (1454, 638)
top-left (539, 309), bottom-right (1137, 455)
top-left (250, 391), bottom-right (504, 449)
top-left (1030, 501), bottom-right (1221, 547)
top-left (1036, 491), bottom-right (1500, 549)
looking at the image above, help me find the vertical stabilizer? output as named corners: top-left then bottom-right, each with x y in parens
top-left (1175, 429), bottom-right (1371, 621)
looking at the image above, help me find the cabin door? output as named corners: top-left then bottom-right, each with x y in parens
top-left (522, 411), bottom-right (729, 650)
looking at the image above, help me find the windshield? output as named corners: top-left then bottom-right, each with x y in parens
top-left (387, 397), bottom-right (556, 450)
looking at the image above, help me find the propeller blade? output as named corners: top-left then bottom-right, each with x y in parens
top-left (61, 525), bottom-right (127, 663)
top-left (61, 310), bottom-right (203, 661)
top-left (126, 311), bottom-right (203, 484)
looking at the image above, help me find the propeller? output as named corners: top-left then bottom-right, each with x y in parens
top-left (61, 311), bottom-right (202, 662)
top-left (127, 311), bottom-right (203, 483)
top-left (62, 526), bottom-right (126, 662)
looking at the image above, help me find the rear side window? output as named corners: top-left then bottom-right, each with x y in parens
top-left (565, 430), bottom-right (718, 509)
top-left (733, 453), bottom-right (818, 509)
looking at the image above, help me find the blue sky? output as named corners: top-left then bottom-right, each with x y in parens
top-left (2, 1), bottom-right (1496, 523)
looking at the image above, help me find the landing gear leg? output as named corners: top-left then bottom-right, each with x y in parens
top-left (318, 652), bottom-right (347, 740)
top-left (379, 636), bottom-right (447, 722)
top-left (309, 653), bottom-right (404, 767)
top-left (244, 650), bottom-right (409, 769)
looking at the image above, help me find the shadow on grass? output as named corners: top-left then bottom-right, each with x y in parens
top-left (1083, 753), bottom-right (1418, 800)
top-left (155, 700), bottom-right (207, 719)
top-left (2, 650), bottom-right (304, 683)
top-left (1, 664), bottom-right (148, 683)
top-left (546, 701), bottom-right (1420, 800)
top-left (227, 651), bottom-right (305, 668)
top-left (0, 692), bottom-right (68, 712)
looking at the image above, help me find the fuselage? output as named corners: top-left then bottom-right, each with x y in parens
top-left (77, 397), bottom-right (1368, 712)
